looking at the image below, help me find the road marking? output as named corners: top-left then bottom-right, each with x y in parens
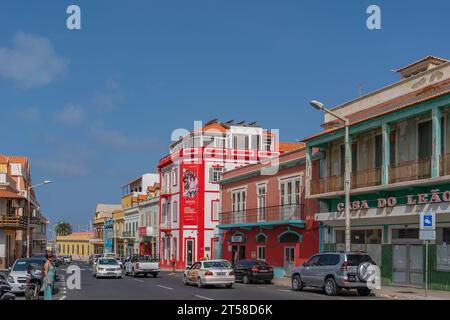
top-left (134, 279), bottom-right (144, 283)
top-left (157, 285), bottom-right (173, 290)
top-left (278, 289), bottom-right (292, 293)
top-left (195, 295), bottom-right (214, 300)
top-left (59, 295), bottom-right (66, 300)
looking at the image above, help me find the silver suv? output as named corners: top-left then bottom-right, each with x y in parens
top-left (291, 251), bottom-right (376, 296)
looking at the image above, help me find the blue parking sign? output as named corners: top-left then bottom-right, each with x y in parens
top-left (420, 212), bottom-right (435, 230)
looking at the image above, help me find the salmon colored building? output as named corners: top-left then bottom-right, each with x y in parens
top-left (219, 145), bottom-right (320, 277)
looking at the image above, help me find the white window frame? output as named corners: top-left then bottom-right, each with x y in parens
top-left (210, 167), bottom-right (224, 183)
top-left (257, 245), bottom-right (266, 261)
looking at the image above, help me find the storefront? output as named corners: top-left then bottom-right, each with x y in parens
top-left (317, 186), bottom-right (450, 290)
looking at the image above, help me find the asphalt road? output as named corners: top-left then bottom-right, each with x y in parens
top-left (49, 262), bottom-right (381, 300)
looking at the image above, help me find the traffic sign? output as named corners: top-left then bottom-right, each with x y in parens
top-left (420, 212), bottom-right (435, 230)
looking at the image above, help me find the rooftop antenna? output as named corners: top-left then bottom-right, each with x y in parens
top-left (248, 121), bottom-right (257, 126)
top-left (236, 120), bottom-right (246, 125)
top-left (225, 120), bottom-right (234, 124)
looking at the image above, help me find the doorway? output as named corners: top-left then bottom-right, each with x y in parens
top-left (231, 245), bottom-right (246, 264)
top-left (186, 239), bottom-right (194, 267)
top-left (393, 244), bottom-right (424, 286)
top-left (284, 247), bottom-right (295, 276)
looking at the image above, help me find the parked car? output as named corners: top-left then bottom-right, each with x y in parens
top-left (103, 252), bottom-right (117, 259)
top-left (291, 251), bottom-right (376, 296)
top-left (6, 258), bottom-right (46, 293)
top-left (89, 254), bottom-right (102, 265)
top-left (92, 257), bottom-right (122, 279)
top-left (125, 254), bottom-right (159, 278)
top-left (233, 260), bottom-right (273, 284)
top-left (183, 259), bottom-right (235, 288)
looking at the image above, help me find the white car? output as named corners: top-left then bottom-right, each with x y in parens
top-left (93, 257), bottom-right (122, 279)
top-left (183, 260), bottom-right (235, 288)
top-left (7, 258), bottom-right (46, 293)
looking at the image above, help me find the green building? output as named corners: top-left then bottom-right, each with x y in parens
top-left (304, 55), bottom-right (450, 291)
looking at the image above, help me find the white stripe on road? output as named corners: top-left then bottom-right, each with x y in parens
top-left (157, 285), bottom-right (173, 290)
top-left (195, 295), bottom-right (214, 300)
top-left (59, 296), bottom-right (66, 300)
top-left (134, 279), bottom-right (144, 283)
top-left (278, 289), bottom-right (292, 293)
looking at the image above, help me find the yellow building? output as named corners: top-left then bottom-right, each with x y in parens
top-left (112, 209), bottom-right (125, 257)
top-left (56, 232), bottom-right (94, 261)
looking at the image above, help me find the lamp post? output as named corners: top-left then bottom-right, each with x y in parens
top-left (309, 100), bottom-right (352, 252)
top-left (26, 180), bottom-right (52, 258)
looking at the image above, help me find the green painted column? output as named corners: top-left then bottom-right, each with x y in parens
top-left (381, 122), bottom-right (391, 185)
top-left (432, 106), bottom-right (442, 178)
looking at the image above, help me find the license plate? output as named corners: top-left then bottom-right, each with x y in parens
top-left (216, 272), bottom-right (226, 276)
top-left (259, 270), bottom-right (268, 272)
top-left (107, 272), bottom-right (115, 275)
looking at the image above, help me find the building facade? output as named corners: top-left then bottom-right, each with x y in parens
top-left (57, 232), bottom-right (94, 261)
top-left (112, 209), bottom-right (125, 257)
top-left (90, 204), bottom-right (121, 255)
top-left (219, 146), bottom-right (319, 277)
top-left (157, 120), bottom-right (298, 269)
top-left (304, 56), bottom-right (450, 290)
top-left (122, 174), bottom-right (159, 256)
top-left (137, 183), bottom-right (160, 256)
top-left (0, 154), bottom-right (46, 268)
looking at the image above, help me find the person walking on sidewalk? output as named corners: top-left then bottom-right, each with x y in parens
top-left (170, 254), bottom-right (176, 275)
top-left (43, 250), bottom-right (55, 300)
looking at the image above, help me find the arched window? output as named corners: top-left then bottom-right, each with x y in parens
top-left (256, 233), bottom-right (267, 243)
top-left (278, 231), bottom-right (302, 243)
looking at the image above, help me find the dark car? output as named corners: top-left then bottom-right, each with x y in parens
top-left (233, 260), bottom-right (273, 284)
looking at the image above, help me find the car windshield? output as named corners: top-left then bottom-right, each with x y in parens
top-left (12, 259), bottom-right (45, 271)
top-left (98, 259), bottom-right (118, 265)
top-left (203, 261), bottom-right (231, 269)
top-left (347, 254), bottom-right (373, 266)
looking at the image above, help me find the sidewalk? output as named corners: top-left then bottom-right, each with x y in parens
top-left (272, 276), bottom-right (450, 300)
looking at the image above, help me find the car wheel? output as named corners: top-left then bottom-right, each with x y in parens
top-left (324, 278), bottom-right (337, 296)
top-left (132, 269), bottom-right (136, 277)
top-left (357, 288), bottom-right (372, 296)
top-left (152, 273), bottom-right (158, 278)
top-left (226, 283), bottom-right (233, 289)
top-left (243, 275), bottom-right (250, 284)
top-left (292, 275), bottom-right (303, 291)
top-left (197, 277), bottom-right (203, 288)
top-left (265, 280), bottom-right (272, 285)
top-left (144, 273), bottom-right (148, 277)
top-left (183, 275), bottom-right (189, 285)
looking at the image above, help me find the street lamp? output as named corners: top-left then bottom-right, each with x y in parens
top-left (309, 100), bottom-right (352, 252)
top-left (27, 180), bottom-right (52, 258)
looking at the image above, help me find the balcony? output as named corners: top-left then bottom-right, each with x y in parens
top-left (389, 158), bottom-right (431, 184)
top-left (311, 175), bottom-right (344, 195)
top-left (0, 215), bottom-right (27, 229)
top-left (122, 231), bottom-right (136, 239)
top-left (139, 226), bottom-right (158, 237)
top-left (219, 204), bottom-right (305, 229)
top-left (440, 153), bottom-right (450, 176)
top-left (351, 167), bottom-right (381, 189)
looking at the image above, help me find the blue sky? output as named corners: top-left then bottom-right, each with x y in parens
top-left (0, 0), bottom-right (449, 230)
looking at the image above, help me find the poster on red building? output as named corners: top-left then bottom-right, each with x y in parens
top-left (181, 163), bottom-right (201, 225)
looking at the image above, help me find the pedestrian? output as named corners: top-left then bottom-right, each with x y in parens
top-left (170, 254), bottom-right (176, 275)
top-left (43, 250), bottom-right (55, 300)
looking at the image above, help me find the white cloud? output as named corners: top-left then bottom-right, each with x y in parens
top-left (90, 126), bottom-right (160, 150)
top-left (92, 79), bottom-right (126, 111)
top-left (16, 107), bottom-right (40, 122)
top-left (54, 104), bottom-right (84, 125)
top-left (0, 32), bottom-right (68, 89)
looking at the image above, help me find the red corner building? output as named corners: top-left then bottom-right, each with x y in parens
top-left (157, 120), bottom-right (297, 269)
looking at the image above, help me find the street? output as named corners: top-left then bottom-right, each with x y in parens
top-left (43, 262), bottom-right (381, 300)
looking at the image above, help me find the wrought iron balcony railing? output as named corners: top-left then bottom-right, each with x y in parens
top-left (220, 204), bottom-right (305, 226)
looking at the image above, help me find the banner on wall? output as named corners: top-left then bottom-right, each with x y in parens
top-left (182, 164), bottom-right (200, 225)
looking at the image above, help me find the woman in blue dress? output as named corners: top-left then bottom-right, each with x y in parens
top-left (43, 250), bottom-right (55, 300)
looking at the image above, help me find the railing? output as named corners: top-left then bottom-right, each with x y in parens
top-left (311, 175), bottom-right (344, 195)
top-left (389, 158), bottom-right (431, 183)
top-left (0, 215), bottom-right (27, 228)
top-left (122, 231), bottom-right (136, 238)
top-left (351, 167), bottom-right (381, 189)
top-left (440, 153), bottom-right (450, 176)
top-left (220, 204), bottom-right (305, 225)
